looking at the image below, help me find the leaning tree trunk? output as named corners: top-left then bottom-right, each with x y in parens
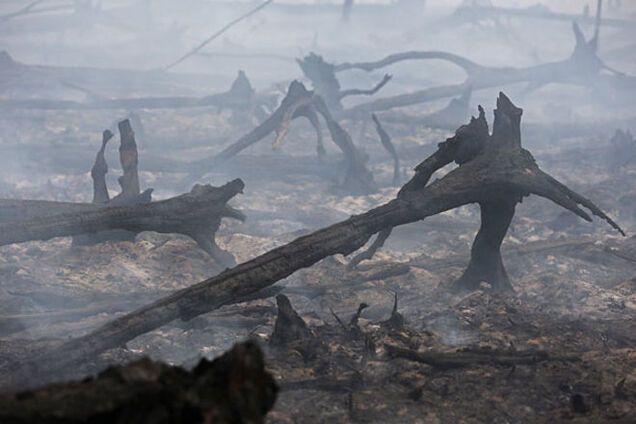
top-left (2, 93), bottom-right (623, 389)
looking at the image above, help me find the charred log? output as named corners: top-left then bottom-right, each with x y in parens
top-left (0, 180), bottom-right (245, 267)
top-left (385, 345), bottom-right (580, 369)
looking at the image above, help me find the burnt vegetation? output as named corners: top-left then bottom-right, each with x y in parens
top-left (0, 0), bottom-right (634, 423)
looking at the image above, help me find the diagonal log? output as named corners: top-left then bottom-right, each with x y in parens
top-left (4, 93), bottom-right (623, 387)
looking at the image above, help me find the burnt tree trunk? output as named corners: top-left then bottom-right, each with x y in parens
top-left (451, 199), bottom-right (517, 292)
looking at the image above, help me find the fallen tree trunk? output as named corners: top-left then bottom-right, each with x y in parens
top-left (385, 345), bottom-right (580, 369)
top-left (0, 180), bottom-right (245, 267)
top-left (0, 70), bottom-right (269, 113)
top-left (3, 93), bottom-right (623, 388)
top-left (0, 341), bottom-right (278, 423)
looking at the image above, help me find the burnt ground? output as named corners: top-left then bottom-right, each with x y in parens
top-left (0, 1), bottom-right (635, 423)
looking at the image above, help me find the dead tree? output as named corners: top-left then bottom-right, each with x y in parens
top-left (3, 93), bottom-right (622, 387)
top-left (73, 120), bottom-right (150, 246)
top-left (297, 53), bottom-right (391, 113)
top-left (187, 81), bottom-right (377, 195)
top-left (0, 180), bottom-right (245, 267)
top-left (335, 8), bottom-right (635, 116)
top-left (0, 341), bottom-right (278, 423)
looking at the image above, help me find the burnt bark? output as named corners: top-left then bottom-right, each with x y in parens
top-left (0, 341), bottom-right (278, 423)
top-left (3, 93), bottom-right (622, 387)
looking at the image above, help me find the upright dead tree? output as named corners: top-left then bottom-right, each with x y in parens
top-left (5, 93), bottom-right (623, 386)
top-left (74, 119), bottom-right (150, 246)
top-left (188, 81), bottom-right (377, 195)
top-left (297, 53), bottom-right (391, 113)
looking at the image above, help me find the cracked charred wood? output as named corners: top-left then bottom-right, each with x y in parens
top-left (188, 80), bottom-right (377, 195)
top-left (0, 340), bottom-right (278, 423)
top-left (371, 113), bottom-right (400, 185)
top-left (385, 345), bottom-right (580, 369)
top-left (297, 53), bottom-right (391, 113)
top-left (270, 294), bottom-right (313, 347)
top-left (4, 93), bottom-right (623, 386)
top-left (0, 180), bottom-right (245, 267)
top-left (337, 9), bottom-right (635, 115)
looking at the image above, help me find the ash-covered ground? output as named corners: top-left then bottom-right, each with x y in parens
top-left (0, 1), bottom-right (635, 422)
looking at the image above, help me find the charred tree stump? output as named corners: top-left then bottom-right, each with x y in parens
top-left (188, 81), bottom-right (377, 195)
top-left (270, 294), bottom-right (312, 347)
top-left (0, 341), bottom-right (278, 423)
top-left (74, 119), bottom-right (150, 246)
top-left (3, 93), bottom-right (623, 387)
